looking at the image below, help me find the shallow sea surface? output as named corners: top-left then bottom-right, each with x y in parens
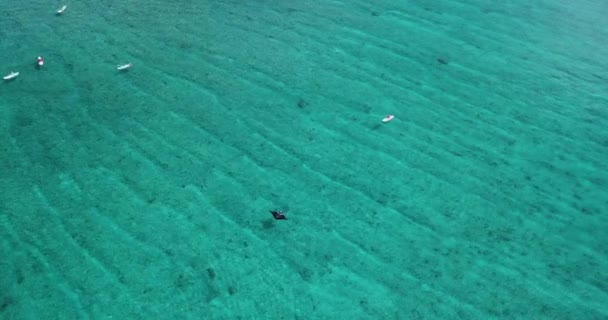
top-left (1, 0), bottom-right (607, 319)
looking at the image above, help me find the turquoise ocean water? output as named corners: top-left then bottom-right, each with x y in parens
top-left (1, 0), bottom-right (607, 319)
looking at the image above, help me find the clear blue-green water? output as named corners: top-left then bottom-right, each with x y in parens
top-left (1, 1), bottom-right (607, 319)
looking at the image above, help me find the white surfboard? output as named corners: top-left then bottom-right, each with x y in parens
top-left (3, 72), bottom-right (19, 80)
top-left (117, 63), bottom-right (132, 71)
top-left (382, 114), bottom-right (395, 123)
top-left (57, 5), bottom-right (67, 14)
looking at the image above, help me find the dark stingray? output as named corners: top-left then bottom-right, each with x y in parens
top-left (270, 210), bottom-right (287, 220)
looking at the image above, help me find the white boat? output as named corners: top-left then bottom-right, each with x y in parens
top-left (57, 5), bottom-right (67, 14)
top-left (3, 72), bottom-right (19, 80)
top-left (117, 63), bottom-right (132, 71)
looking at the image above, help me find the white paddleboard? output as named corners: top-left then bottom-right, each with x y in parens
top-left (3, 72), bottom-right (19, 80)
top-left (382, 114), bottom-right (395, 123)
top-left (117, 63), bottom-right (132, 71)
top-left (57, 5), bottom-right (67, 14)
